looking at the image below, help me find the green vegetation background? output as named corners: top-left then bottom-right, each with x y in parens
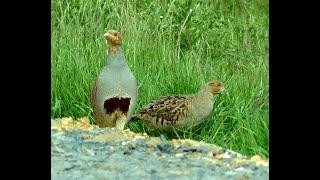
top-left (51, 0), bottom-right (269, 158)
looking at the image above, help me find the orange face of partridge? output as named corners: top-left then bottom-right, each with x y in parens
top-left (208, 80), bottom-right (226, 94)
top-left (104, 29), bottom-right (122, 54)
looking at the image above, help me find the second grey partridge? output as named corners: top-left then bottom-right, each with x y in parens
top-left (132, 80), bottom-right (227, 131)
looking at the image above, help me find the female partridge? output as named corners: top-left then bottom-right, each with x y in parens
top-left (90, 29), bottom-right (138, 130)
top-left (133, 80), bottom-right (226, 131)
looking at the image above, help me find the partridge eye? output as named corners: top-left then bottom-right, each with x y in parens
top-left (114, 33), bottom-right (118, 36)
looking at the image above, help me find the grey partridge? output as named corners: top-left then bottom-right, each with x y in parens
top-left (132, 80), bottom-right (226, 131)
top-left (90, 29), bottom-right (138, 130)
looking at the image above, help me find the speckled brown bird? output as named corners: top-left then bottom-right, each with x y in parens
top-left (132, 80), bottom-right (227, 131)
top-left (90, 29), bottom-right (138, 130)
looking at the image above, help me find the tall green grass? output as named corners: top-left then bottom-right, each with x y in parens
top-left (51, 0), bottom-right (269, 158)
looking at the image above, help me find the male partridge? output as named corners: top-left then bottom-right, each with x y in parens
top-left (133, 80), bottom-right (226, 131)
top-left (90, 29), bottom-right (138, 130)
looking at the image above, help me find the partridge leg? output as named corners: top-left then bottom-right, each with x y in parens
top-left (115, 114), bottom-right (128, 130)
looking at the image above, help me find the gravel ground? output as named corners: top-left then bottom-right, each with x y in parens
top-left (51, 117), bottom-right (269, 180)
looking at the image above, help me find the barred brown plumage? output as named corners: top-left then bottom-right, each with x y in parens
top-left (132, 80), bottom-right (227, 131)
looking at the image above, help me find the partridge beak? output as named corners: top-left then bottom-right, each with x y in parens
top-left (220, 87), bottom-right (228, 93)
top-left (104, 32), bottom-right (110, 37)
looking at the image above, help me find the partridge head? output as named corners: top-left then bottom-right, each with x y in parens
top-left (203, 80), bottom-right (227, 94)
